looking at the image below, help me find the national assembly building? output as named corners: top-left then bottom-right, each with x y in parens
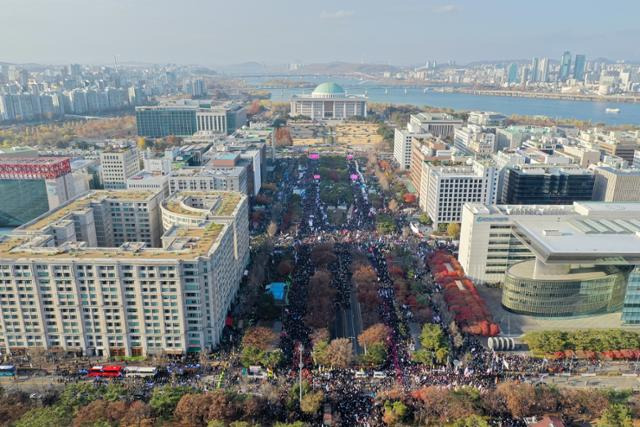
top-left (290, 82), bottom-right (367, 120)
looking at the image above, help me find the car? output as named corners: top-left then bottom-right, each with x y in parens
top-left (373, 371), bottom-right (387, 379)
top-left (355, 370), bottom-right (367, 378)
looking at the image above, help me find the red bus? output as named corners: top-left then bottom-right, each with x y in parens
top-left (87, 365), bottom-right (124, 378)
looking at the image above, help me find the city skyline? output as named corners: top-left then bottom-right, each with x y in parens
top-left (1, 0), bottom-right (639, 66)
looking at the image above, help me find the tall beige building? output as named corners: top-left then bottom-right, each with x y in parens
top-left (592, 166), bottom-right (640, 202)
top-left (0, 189), bottom-right (249, 356)
top-left (100, 143), bottom-right (141, 189)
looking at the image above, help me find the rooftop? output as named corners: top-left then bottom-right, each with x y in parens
top-left (312, 82), bottom-right (345, 96)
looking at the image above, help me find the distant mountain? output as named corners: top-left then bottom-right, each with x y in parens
top-left (297, 61), bottom-right (400, 75)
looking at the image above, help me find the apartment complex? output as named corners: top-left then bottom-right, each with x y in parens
top-left (99, 143), bottom-right (141, 190)
top-left (0, 189), bottom-right (249, 356)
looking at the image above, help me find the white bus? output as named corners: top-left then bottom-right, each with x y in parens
top-left (124, 366), bottom-right (157, 378)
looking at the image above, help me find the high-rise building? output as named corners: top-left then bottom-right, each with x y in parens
top-left (100, 143), bottom-right (141, 189)
top-left (530, 57), bottom-right (539, 82)
top-left (559, 51), bottom-right (572, 81)
top-left (189, 79), bottom-right (207, 98)
top-left (573, 54), bottom-right (586, 81)
top-left (592, 166), bottom-right (640, 202)
top-left (419, 160), bottom-right (499, 226)
top-left (507, 63), bottom-right (519, 84)
top-left (0, 189), bottom-right (250, 356)
top-left (537, 57), bottom-right (549, 82)
top-left (501, 165), bottom-right (595, 205)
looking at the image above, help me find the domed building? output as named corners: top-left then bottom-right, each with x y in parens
top-left (290, 82), bottom-right (367, 120)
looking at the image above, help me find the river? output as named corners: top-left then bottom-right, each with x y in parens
top-left (250, 76), bottom-right (640, 125)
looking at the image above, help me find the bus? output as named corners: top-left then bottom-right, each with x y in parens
top-left (124, 366), bottom-right (157, 378)
top-left (0, 365), bottom-right (16, 377)
top-left (87, 365), bottom-right (123, 378)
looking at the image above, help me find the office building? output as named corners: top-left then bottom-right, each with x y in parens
top-left (419, 160), bottom-right (498, 226)
top-left (126, 171), bottom-right (170, 197)
top-left (0, 157), bottom-right (90, 227)
top-left (100, 143), bottom-right (141, 190)
top-left (537, 58), bottom-right (549, 83)
top-left (409, 136), bottom-right (452, 192)
top-left (169, 166), bottom-right (248, 195)
top-left (0, 189), bottom-right (249, 356)
top-left (573, 54), bottom-right (586, 81)
top-left (501, 165), bottom-right (595, 205)
top-left (459, 201), bottom-right (640, 322)
top-left (394, 128), bottom-right (429, 170)
top-left (136, 102), bottom-right (246, 138)
top-left (507, 63), bottom-right (519, 84)
top-left (408, 113), bottom-right (463, 139)
top-left (136, 106), bottom-right (197, 138)
top-left (454, 125), bottom-right (496, 155)
top-left (467, 111), bottom-right (507, 127)
top-left (530, 58), bottom-right (539, 82)
top-left (592, 166), bottom-right (640, 202)
top-left (559, 51), bottom-right (572, 81)
top-left (290, 82), bottom-right (367, 120)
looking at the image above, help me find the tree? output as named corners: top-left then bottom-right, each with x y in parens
top-left (242, 326), bottom-right (277, 351)
top-left (561, 389), bottom-right (609, 423)
top-left (360, 342), bottom-right (387, 368)
top-left (382, 400), bottom-right (408, 425)
top-left (419, 324), bottom-right (449, 362)
top-left (496, 382), bottom-right (536, 418)
top-left (14, 407), bottom-right (71, 427)
top-left (448, 415), bottom-right (490, 427)
top-left (276, 260), bottom-right (293, 276)
top-left (175, 393), bottom-right (214, 426)
top-left (418, 213), bottom-right (433, 226)
top-left (437, 223), bottom-right (448, 234)
top-left (327, 338), bottom-right (353, 368)
top-left (447, 223), bottom-right (461, 239)
top-left (388, 199), bottom-right (399, 212)
top-left (358, 323), bottom-right (390, 351)
top-left (207, 390), bottom-right (239, 422)
top-left (300, 390), bottom-right (324, 415)
top-left (312, 340), bottom-right (331, 367)
top-left (120, 401), bottom-right (152, 427)
top-left (149, 386), bottom-right (192, 419)
top-left (597, 404), bottom-right (633, 427)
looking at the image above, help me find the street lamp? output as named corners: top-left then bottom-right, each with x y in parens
top-left (298, 343), bottom-right (304, 405)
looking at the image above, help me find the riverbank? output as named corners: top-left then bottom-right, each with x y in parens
top-left (454, 88), bottom-right (640, 104)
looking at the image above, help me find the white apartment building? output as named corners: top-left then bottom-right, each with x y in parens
top-left (0, 189), bottom-right (249, 356)
top-left (100, 143), bottom-right (141, 189)
top-left (420, 161), bottom-right (498, 226)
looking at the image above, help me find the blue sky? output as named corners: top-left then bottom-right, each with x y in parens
top-left (1, 0), bottom-right (638, 65)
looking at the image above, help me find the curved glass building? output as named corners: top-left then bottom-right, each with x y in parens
top-left (502, 260), bottom-right (629, 317)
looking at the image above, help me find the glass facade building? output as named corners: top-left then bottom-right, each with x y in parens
top-left (501, 168), bottom-right (595, 205)
top-left (502, 260), bottom-right (628, 317)
top-left (0, 179), bottom-right (49, 227)
top-left (136, 107), bottom-right (197, 138)
top-left (622, 267), bottom-right (640, 324)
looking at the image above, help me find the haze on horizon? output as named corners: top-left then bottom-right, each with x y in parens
top-left (1, 0), bottom-right (639, 66)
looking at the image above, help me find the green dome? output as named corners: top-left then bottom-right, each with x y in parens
top-left (312, 82), bottom-right (345, 96)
